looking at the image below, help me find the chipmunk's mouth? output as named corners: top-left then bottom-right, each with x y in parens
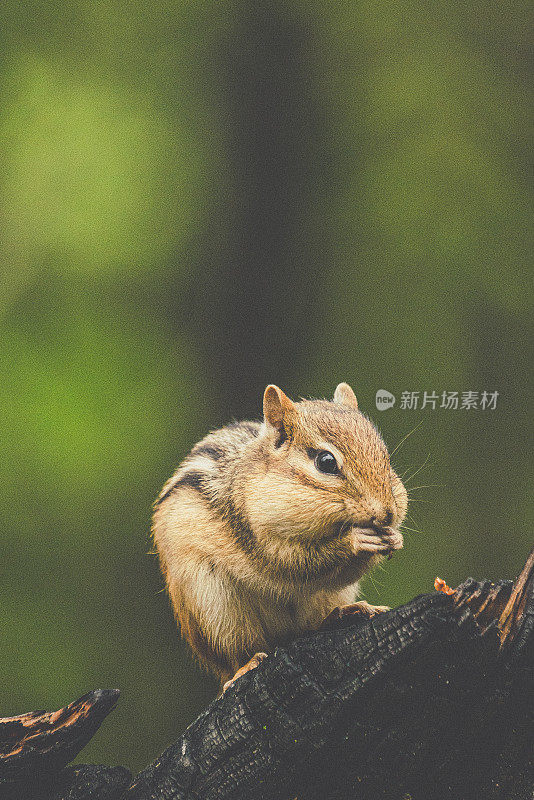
top-left (337, 520), bottom-right (402, 540)
top-left (337, 521), bottom-right (385, 539)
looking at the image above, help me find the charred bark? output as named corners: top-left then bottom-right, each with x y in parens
top-left (2, 549), bottom-right (533, 800)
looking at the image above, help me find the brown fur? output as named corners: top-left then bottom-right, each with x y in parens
top-left (152, 384), bottom-right (408, 685)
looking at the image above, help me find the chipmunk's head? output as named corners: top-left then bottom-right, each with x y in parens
top-left (246, 383), bottom-right (407, 544)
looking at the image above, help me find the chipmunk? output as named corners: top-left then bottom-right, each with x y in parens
top-left (153, 383), bottom-right (408, 689)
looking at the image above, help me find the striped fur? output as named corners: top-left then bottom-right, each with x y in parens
top-left (152, 384), bottom-right (408, 684)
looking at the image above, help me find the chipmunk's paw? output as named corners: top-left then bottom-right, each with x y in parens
top-left (383, 528), bottom-right (404, 552)
top-left (349, 526), bottom-right (403, 555)
top-left (222, 652), bottom-right (268, 693)
top-left (319, 601), bottom-right (389, 629)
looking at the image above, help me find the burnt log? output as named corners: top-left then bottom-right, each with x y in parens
top-left (2, 549), bottom-right (533, 799)
top-left (0, 690), bottom-right (131, 800)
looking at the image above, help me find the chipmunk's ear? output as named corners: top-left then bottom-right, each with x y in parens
top-left (263, 385), bottom-right (296, 445)
top-left (333, 382), bottom-right (359, 410)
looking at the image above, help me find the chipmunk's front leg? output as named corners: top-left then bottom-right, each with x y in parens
top-left (319, 525), bottom-right (402, 630)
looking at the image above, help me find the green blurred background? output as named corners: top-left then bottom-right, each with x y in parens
top-left (1, 0), bottom-right (532, 774)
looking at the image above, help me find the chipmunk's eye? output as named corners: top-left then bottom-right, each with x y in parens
top-left (314, 450), bottom-right (339, 475)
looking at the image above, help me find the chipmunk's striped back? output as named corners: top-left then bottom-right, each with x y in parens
top-left (154, 420), bottom-right (262, 511)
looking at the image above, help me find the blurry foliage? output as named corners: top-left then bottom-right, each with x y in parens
top-left (0, 0), bottom-right (532, 775)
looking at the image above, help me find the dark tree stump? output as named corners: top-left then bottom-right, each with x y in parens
top-left (2, 549), bottom-right (533, 799)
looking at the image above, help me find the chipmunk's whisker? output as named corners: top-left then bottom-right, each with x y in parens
top-left (390, 420), bottom-right (424, 457)
top-left (366, 570), bottom-right (385, 593)
top-left (400, 524), bottom-right (424, 535)
top-left (407, 483), bottom-right (445, 491)
top-left (403, 453), bottom-right (432, 485)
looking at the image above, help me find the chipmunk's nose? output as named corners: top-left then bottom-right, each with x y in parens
top-left (371, 509), bottom-right (394, 529)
